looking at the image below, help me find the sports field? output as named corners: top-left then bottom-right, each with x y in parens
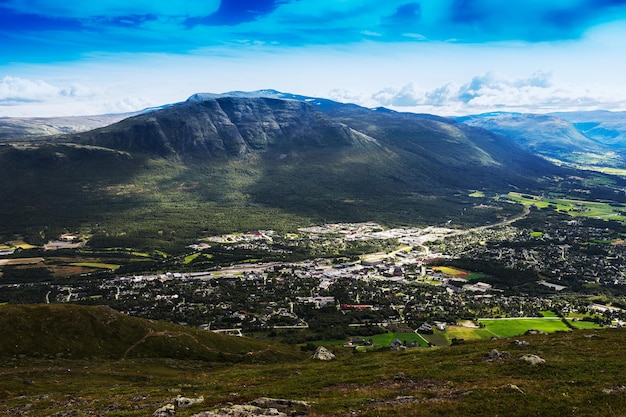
top-left (478, 318), bottom-right (571, 338)
top-left (431, 266), bottom-right (469, 276)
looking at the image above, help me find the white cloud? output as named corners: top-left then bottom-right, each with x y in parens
top-left (364, 71), bottom-right (626, 115)
top-left (0, 75), bottom-right (155, 116)
top-left (0, 76), bottom-right (101, 103)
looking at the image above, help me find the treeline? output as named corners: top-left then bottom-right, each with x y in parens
top-left (438, 258), bottom-right (545, 295)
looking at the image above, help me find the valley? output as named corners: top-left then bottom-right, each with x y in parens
top-left (2, 93), bottom-right (626, 416)
top-left (2, 194), bottom-right (625, 348)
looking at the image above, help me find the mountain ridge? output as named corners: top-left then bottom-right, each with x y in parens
top-left (0, 91), bottom-right (606, 247)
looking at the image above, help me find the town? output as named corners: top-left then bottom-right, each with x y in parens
top-left (3, 205), bottom-right (625, 347)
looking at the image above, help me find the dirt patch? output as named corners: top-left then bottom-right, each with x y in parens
top-left (0, 257), bottom-right (44, 266)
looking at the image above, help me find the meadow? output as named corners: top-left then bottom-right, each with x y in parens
top-left (505, 192), bottom-right (626, 222)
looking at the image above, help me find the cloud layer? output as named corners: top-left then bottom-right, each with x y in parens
top-left (0, 76), bottom-right (151, 116)
top-left (2, 1), bottom-right (626, 116)
top-left (3, 0), bottom-right (626, 60)
top-left (354, 71), bottom-right (626, 115)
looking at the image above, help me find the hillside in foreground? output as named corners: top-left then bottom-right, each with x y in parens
top-left (0, 304), bottom-right (303, 363)
top-left (1, 304), bottom-right (626, 416)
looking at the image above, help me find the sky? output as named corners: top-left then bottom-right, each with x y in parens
top-left (1, 0), bottom-right (626, 117)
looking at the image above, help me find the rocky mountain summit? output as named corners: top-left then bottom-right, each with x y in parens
top-left (74, 96), bottom-right (375, 158)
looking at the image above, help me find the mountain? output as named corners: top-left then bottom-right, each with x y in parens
top-left (71, 94), bottom-right (557, 182)
top-left (74, 95), bottom-right (375, 157)
top-left (548, 110), bottom-right (626, 150)
top-left (0, 92), bottom-right (573, 248)
top-left (458, 112), bottom-right (608, 159)
top-left (458, 111), bottom-right (626, 166)
top-left (0, 113), bottom-right (139, 141)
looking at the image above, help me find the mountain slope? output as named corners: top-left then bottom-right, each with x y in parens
top-left (2, 313), bottom-right (626, 416)
top-left (74, 97), bottom-right (375, 157)
top-left (73, 95), bottom-right (557, 186)
top-left (0, 113), bottom-right (139, 141)
top-left (549, 110), bottom-right (626, 149)
top-left (0, 94), bottom-right (567, 247)
top-left (457, 111), bottom-right (626, 168)
top-left (457, 112), bottom-right (608, 159)
top-left (0, 304), bottom-right (302, 362)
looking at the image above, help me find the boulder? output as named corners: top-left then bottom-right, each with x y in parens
top-left (152, 403), bottom-right (176, 417)
top-left (193, 404), bottom-right (287, 416)
top-left (311, 346), bottom-right (335, 361)
top-left (176, 395), bottom-right (205, 407)
top-left (519, 354), bottom-right (546, 365)
top-left (486, 349), bottom-right (509, 361)
top-left (250, 397), bottom-right (310, 410)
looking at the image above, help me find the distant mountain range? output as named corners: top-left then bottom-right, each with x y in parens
top-left (0, 91), bottom-right (623, 248)
top-left (0, 113), bottom-right (138, 140)
top-left (458, 110), bottom-right (626, 166)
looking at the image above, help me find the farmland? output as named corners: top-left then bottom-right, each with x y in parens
top-left (505, 192), bottom-right (626, 222)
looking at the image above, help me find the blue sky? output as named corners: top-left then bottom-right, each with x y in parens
top-left (1, 0), bottom-right (626, 116)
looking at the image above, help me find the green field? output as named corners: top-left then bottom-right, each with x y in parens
top-left (569, 320), bottom-right (603, 330)
top-left (431, 266), bottom-right (469, 276)
top-left (478, 318), bottom-right (571, 338)
top-left (368, 332), bottom-right (429, 348)
top-left (184, 253), bottom-right (201, 264)
top-left (445, 325), bottom-right (494, 342)
top-left (506, 192), bottom-right (626, 222)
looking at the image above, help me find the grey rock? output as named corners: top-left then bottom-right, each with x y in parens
top-left (193, 404), bottom-right (286, 416)
top-left (152, 403), bottom-right (176, 417)
top-left (250, 397), bottom-right (310, 409)
top-left (311, 346), bottom-right (335, 361)
top-left (487, 349), bottom-right (509, 361)
top-left (519, 354), bottom-right (546, 365)
top-left (176, 395), bottom-right (205, 407)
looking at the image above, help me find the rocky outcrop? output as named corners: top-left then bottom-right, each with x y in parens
top-left (311, 346), bottom-right (335, 361)
top-left (193, 404), bottom-right (287, 416)
top-left (191, 397), bottom-right (310, 417)
top-left (486, 349), bottom-right (509, 361)
top-left (152, 403), bottom-right (176, 417)
top-left (176, 395), bottom-right (205, 407)
top-left (519, 354), bottom-right (546, 365)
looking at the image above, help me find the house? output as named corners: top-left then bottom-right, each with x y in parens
top-left (341, 304), bottom-right (374, 311)
top-left (418, 323), bottom-right (433, 334)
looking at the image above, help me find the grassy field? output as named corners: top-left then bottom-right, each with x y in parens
top-left (184, 253), bottom-right (202, 264)
top-left (431, 266), bottom-right (469, 277)
top-left (367, 332), bottom-right (430, 348)
top-left (568, 320), bottom-right (604, 330)
top-left (7, 240), bottom-right (38, 249)
top-left (445, 325), bottom-right (494, 342)
top-left (505, 192), bottom-right (626, 222)
top-left (478, 318), bottom-right (571, 338)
